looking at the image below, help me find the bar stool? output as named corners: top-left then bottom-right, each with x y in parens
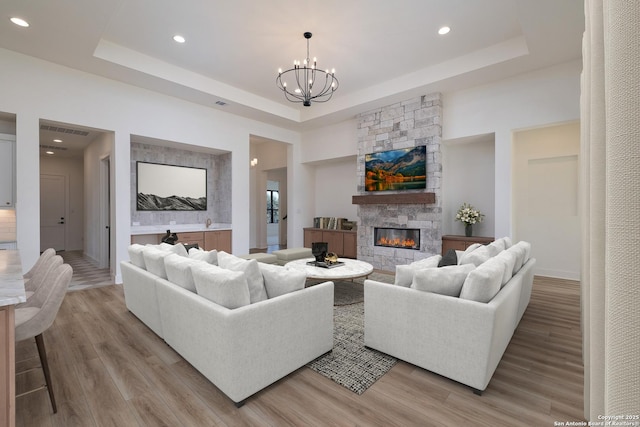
top-left (23, 248), bottom-right (56, 280)
top-left (15, 263), bottom-right (73, 413)
top-left (19, 254), bottom-right (63, 303)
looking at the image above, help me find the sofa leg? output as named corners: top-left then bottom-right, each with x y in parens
top-left (235, 399), bottom-right (247, 408)
top-left (472, 388), bottom-right (483, 396)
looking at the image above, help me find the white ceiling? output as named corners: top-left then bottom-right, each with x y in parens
top-left (1, 0), bottom-right (584, 135)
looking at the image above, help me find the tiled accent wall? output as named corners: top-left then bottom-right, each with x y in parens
top-left (356, 93), bottom-right (443, 271)
top-left (131, 143), bottom-right (232, 226)
top-left (0, 209), bottom-right (16, 242)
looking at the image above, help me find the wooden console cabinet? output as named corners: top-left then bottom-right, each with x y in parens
top-left (304, 228), bottom-right (357, 258)
top-left (131, 229), bottom-right (232, 253)
top-left (441, 235), bottom-right (494, 255)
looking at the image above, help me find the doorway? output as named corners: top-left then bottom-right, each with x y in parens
top-left (99, 155), bottom-right (111, 269)
top-left (266, 181), bottom-right (280, 250)
top-left (40, 174), bottom-right (66, 251)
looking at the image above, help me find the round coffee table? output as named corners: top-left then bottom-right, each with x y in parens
top-left (285, 258), bottom-right (374, 281)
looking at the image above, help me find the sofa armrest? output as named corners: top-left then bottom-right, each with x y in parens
top-left (156, 279), bottom-right (334, 404)
top-left (364, 278), bottom-right (521, 391)
top-left (120, 261), bottom-right (164, 338)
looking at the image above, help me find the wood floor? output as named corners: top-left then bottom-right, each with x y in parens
top-left (15, 276), bottom-right (585, 427)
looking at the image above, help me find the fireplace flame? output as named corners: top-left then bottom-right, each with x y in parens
top-left (377, 236), bottom-right (417, 249)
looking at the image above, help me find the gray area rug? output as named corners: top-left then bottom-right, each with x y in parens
top-left (307, 272), bottom-right (398, 395)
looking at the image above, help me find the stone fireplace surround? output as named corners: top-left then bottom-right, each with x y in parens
top-left (355, 93), bottom-right (442, 272)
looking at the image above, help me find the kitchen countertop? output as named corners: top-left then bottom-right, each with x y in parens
top-left (0, 250), bottom-right (26, 307)
top-left (130, 224), bottom-right (232, 235)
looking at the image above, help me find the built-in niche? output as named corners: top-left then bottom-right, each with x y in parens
top-left (130, 140), bottom-right (231, 226)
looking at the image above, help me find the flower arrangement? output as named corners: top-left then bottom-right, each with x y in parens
top-left (455, 203), bottom-right (484, 225)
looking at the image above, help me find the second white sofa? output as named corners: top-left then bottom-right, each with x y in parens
top-left (364, 239), bottom-right (535, 394)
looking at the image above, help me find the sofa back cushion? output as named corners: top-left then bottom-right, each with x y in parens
top-left (217, 251), bottom-right (268, 303)
top-left (494, 250), bottom-right (517, 287)
top-left (188, 247), bottom-right (218, 265)
top-left (142, 247), bottom-right (170, 279)
top-left (164, 253), bottom-right (201, 292)
top-left (459, 244), bottom-right (494, 267)
top-left (506, 241), bottom-right (531, 274)
top-left (394, 254), bottom-right (442, 287)
top-left (459, 256), bottom-right (505, 303)
top-left (259, 263), bottom-right (307, 299)
top-left (128, 244), bottom-right (147, 269)
top-left (191, 262), bottom-right (250, 309)
top-left (411, 264), bottom-right (475, 297)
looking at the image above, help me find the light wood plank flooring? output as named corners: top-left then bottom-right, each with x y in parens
top-left (15, 276), bottom-right (585, 426)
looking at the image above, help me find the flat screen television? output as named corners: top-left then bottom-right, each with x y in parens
top-left (136, 161), bottom-right (207, 211)
top-left (364, 146), bottom-right (427, 192)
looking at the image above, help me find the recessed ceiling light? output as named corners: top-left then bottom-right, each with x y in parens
top-left (173, 35), bottom-right (186, 43)
top-left (438, 26), bottom-right (451, 35)
top-left (53, 139), bottom-right (62, 143)
top-left (10, 17), bottom-right (30, 27)
top-left (46, 151), bottom-right (54, 155)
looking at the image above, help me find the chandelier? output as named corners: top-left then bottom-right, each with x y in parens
top-left (276, 32), bottom-right (339, 107)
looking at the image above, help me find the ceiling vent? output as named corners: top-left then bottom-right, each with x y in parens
top-left (39, 144), bottom-right (68, 151)
top-left (215, 100), bottom-right (228, 106)
top-left (40, 124), bottom-right (89, 136)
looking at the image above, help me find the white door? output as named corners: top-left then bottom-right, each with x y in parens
top-left (40, 174), bottom-right (66, 251)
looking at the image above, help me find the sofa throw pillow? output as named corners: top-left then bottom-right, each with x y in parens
top-left (158, 242), bottom-right (189, 258)
top-left (502, 236), bottom-right (513, 249)
top-left (459, 244), bottom-right (493, 267)
top-left (459, 257), bottom-right (504, 303)
top-left (488, 239), bottom-right (506, 254)
top-left (191, 262), bottom-right (250, 309)
top-left (494, 250), bottom-right (517, 287)
top-left (507, 243), bottom-right (526, 274)
top-left (260, 263), bottom-right (307, 299)
top-left (188, 247), bottom-right (218, 265)
top-left (142, 247), bottom-right (169, 279)
top-left (128, 244), bottom-right (146, 269)
top-left (394, 254), bottom-right (442, 287)
top-left (438, 249), bottom-right (458, 267)
top-left (411, 263), bottom-right (475, 297)
top-left (217, 251), bottom-right (268, 303)
top-left (164, 253), bottom-right (200, 292)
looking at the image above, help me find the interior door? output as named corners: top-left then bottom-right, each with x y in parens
top-left (40, 174), bottom-right (66, 252)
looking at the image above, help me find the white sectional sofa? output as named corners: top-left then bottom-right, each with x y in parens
top-left (364, 238), bottom-right (535, 394)
top-left (121, 244), bottom-right (334, 406)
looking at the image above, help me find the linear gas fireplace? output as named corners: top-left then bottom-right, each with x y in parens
top-left (374, 227), bottom-right (420, 250)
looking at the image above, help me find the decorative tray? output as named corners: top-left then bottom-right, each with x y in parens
top-left (306, 261), bottom-right (345, 269)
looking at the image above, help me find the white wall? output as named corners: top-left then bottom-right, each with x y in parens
top-left (442, 136), bottom-right (495, 237)
top-left (84, 132), bottom-right (114, 266)
top-left (443, 60), bottom-right (582, 239)
top-left (0, 47), bottom-right (300, 277)
top-left (313, 157), bottom-right (358, 221)
top-left (513, 122), bottom-right (581, 279)
top-left (40, 155), bottom-right (85, 251)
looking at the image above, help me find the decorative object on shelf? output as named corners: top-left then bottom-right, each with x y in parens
top-left (311, 241), bottom-right (328, 263)
top-left (455, 203), bottom-right (484, 237)
top-left (276, 32), bottom-right (339, 107)
top-left (161, 229), bottom-right (179, 244)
